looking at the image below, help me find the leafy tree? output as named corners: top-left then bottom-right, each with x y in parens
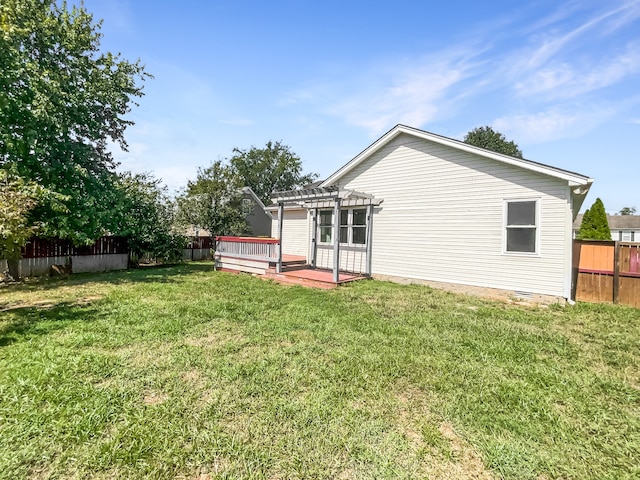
top-left (618, 206), bottom-right (636, 215)
top-left (577, 198), bottom-right (611, 240)
top-left (176, 161), bottom-right (247, 239)
top-left (229, 141), bottom-right (318, 205)
top-left (0, 0), bottom-right (149, 244)
top-left (112, 172), bottom-right (186, 266)
top-left (0, 171), bottom-right (44, 278)
top-left (463, 126), bottom-right (523, 158)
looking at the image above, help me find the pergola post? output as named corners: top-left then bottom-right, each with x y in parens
top-left (311, 208), bottom-right (318, 268)
top-left (365, 203), bottom-right (374, 276)
top-left (333, 198), bottom-right (341, 283)
top-left (277, 202), bottom-right (284, 273)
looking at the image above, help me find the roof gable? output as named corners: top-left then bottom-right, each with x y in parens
top-left (321, 124), bottom-right (593, 188)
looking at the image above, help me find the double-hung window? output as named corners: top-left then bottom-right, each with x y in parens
top-left (351, 208), bottom-right (367, 245)
top-left (505, 200), bottom-right (538, 254)
top-left (319, 210), bottom-right (333, 243)
top-left (318, 208), bottom-right (367, 245)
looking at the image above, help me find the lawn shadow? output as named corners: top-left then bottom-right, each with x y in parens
top-left (0, 262), bottom-right (216, 295)
top-left (0, 298), bottom-right (107, 347)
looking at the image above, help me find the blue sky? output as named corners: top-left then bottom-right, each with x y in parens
top-left (84, 0), bottom-right (640, 213)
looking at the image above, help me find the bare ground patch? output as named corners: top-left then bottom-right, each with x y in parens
top-left (143, 389), bottom-right (168, 406)
top-left (184, 331), bottom-right (246, 349)
top-left (394, 385), bottom-right (494, 480)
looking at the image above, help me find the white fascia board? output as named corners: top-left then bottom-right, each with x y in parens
top-left (264, 203), bottom-right (307, 212)
top-left (322, 124), bottom-right (593, 188)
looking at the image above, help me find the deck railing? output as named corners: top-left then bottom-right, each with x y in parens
top-left (215, 236), bottom-right (279, 262)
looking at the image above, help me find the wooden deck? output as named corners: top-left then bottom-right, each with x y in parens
top-left (262, 266), bottom-right (366, 289)
top-left (260, 255), bottom-right (365, 289)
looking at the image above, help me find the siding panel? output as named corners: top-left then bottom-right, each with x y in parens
top-left (272, 209), bottom-right (309, 258)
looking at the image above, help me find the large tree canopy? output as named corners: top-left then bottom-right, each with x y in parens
top-left (176, 161), bottom-right (248, 238)
top-left (463, 126), bottom-right (523, 158)
top-left (0, 0), bottom-right (149, 244)
top-left (229, 141), bottom-right (318, 205)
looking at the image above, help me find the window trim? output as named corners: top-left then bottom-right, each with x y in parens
top-left (317, 207), bottom-right (367, 246)
top-left (318, 209), bottom-right (334, 245)
top-left (341, 207), bottom-right (367, 246)
top-left (503, 198), bottom-right (540, 256)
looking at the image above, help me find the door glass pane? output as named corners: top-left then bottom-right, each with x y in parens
top-left (319, 210), bottom-right (332, 227)
top-left (320, 226), bottom-right (332, 243)
top-left (507, 228), bottom-right (536, 252)
top-left (340, 210), bottom-right (348, 226)
top-left (353, 209), bottom-right (366, 226)
top-left (507, 201), bottom-right (536, 226)
top-left (352, 226), bottom-right (366, 244)
top-left (340, 226), bottom-right (348, 243)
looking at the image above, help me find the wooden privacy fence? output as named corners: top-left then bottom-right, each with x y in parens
top-left (573, 240), bottom-right (640, 308)
top-left (2, 236), bottom-right (130, 278)
top-left (183, 236), bottom-right (215, 261)
top-left (22, 236), bottom-right (128, 258)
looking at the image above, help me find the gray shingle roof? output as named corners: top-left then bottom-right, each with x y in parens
top-left (573, 214), bottom-right (640, 230)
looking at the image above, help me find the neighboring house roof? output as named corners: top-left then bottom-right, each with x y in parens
top-left (322, 124), bottom-right (593, 189)
top-left (304, 179), bottom-right (325, 189)
top-left (573, 214), bottom-right (640, 230)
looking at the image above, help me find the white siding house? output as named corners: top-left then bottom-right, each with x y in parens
top-left (272, 125), bottom-right (593, 302)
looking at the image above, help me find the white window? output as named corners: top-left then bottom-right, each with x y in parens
top-left (318, 210), bottom-right (333, 243)
top-left (622, 231), bottom-right (632, 242)
top-left (505, 200), bottom-right (538, 254)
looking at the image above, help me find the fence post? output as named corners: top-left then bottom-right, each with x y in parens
top-left (613, 241), bottom-right (620, 304)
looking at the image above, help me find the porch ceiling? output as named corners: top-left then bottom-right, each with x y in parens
top-left (272, 186), bottom-right (379, 205)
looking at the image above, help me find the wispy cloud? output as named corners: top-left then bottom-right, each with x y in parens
top-left (493, 103), bottom-right (619, 143)
top-left (327, 63), bottom-right (466, 135)
top-left (217, 118), bottom-right (254, 126)
top-left (518, 3), bottom-right (635, 71)
top-left (286, 45), bottom-right (486, 136)
top-left (514, 42), bottom-right (640, 98)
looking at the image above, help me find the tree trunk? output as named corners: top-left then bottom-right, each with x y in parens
top-left (6, 258), bottom-right (20, 281)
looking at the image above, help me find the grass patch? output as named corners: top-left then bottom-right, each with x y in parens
top-left (1, 263), bottom-right (639, 479)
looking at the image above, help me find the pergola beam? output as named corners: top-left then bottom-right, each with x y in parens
top-left (272, 187), bottom-right (375, 205)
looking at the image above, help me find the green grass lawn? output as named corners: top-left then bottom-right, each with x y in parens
top-left (0, 263), bottom-right (638, 479)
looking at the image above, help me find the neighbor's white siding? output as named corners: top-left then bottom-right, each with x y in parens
top-left (323, 133), bottom-right (572, 297)
top-left (272, 208), bottom-right (309, 259)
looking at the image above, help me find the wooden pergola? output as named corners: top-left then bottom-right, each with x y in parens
top-left (272, 186), bottom-right (383, 282)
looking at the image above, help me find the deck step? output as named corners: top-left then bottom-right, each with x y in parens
top-left (283, 258), bottom-right (307, 266)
